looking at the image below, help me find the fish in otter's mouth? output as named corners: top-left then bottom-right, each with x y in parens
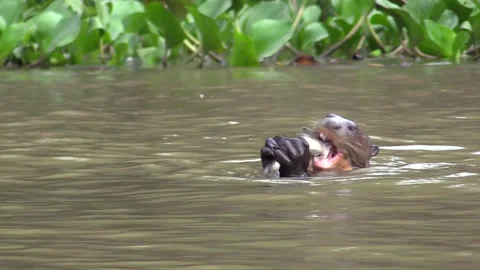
top-left (301, 127), bottom-right (352, 172)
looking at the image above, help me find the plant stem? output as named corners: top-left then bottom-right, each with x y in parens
top-left (367, 21), bottom-right (386, 53)
top-left (355, 36), bottom-right (366, 53)
top-left (387, 40), bottom-right (407, 57)
top-left (291, 1), bottom-right (305, 32)
top-left (286, 43), bottom-right (300, 55)
top-left (99, 38), bottom-right (105, 64)
top-left (185, 50), bottom-right (200, 64)
top-left (321, 14), bottom-right (367, 58)
top-left (414, 47), bottom-right (437, 59)
top-left (183, 39), bottom-right (198, 53)
top-left (182, 27), bottom-right (200, 46)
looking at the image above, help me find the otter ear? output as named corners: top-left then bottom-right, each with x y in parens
top-left (370, 144), bottom-right (379, 157)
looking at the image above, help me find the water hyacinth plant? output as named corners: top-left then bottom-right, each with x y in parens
top-left (0, 0), bottom-right (479, 68)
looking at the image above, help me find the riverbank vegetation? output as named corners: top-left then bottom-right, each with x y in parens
top-left (1, 0), bottom-right (479, 68)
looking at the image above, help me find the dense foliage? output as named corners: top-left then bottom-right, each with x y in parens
top-left (0, 0), bottom-right (479, 68)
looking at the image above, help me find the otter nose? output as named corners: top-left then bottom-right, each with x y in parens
top-left (326, 113), bottom-right (336, 118)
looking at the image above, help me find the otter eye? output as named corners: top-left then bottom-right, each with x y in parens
top-left (348, 125), bottom-right (357, 131)
top-left (334, 125), bottom-right (341, 130)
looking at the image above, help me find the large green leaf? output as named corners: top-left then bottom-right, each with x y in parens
top-left (137, 46), bottom-right (160, 66)
top-left (31, 10), bottom-right (63, 34)
top-left (0, 16), bottom-right (6, 30)
top-left (404, 0), bottom-right (446, 23)
top-left (370, 11), bottom-right (396, 32)
top-left (47, 14), bottom-right (81, 52)
top-left (300, 22), bottom-right (329, 49)
top-left (451, 30), bottom-right (470, 61)
top-left (46, 0), bottom-right (77, 17)
top-left (146, 2), bottom-right (185, 49)
top-left (0, 22), bottom-right (33, 62)
top-left (239, 1), bottom-right (290, 34)
top-left (72, 18), bottom-right (101, 57)
top-left (0, 0), bottom-right (24, 25)
top-left (437, 9), bottom-right (459, 29)
top-left (187, 6), bottom-right (223, 53)
top-left (123, 12), bottom-right (149, 34)
top-left (423, 19), bottom-right (456, 57)
top-left (303, 5), bottom-right (322, 24)
top-left (65, 0), bottom-right (83, 15)
top-left (339, 0), bottom-right (374, 21)
top-left (249, 19), bottom-right (293, 59)
top-left (468, 11), bottom-right (480, 46)
top-left (229, 28), bottom-right (257, 67)
top-left (102, 0), bottom-right (144, 41)
top-left (30, 10), bottom-right (64, 49)
top-left (95, 0), bottom-right (109, 27)
top-left (324, 18), bottom-right (344, 44)
top-left (111, 33), bottom-right (135, 66)
top-left (442, 0), bottom-right (474, 22)
top-left (198, 0), bottom-right (232, 19)
top-left (381, 7), bottom-right (424, 46)
top-left (375, 0), bottom-right (399, 9)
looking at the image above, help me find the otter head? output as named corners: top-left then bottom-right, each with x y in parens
top-left (302, 113), bottom-right (379, 174)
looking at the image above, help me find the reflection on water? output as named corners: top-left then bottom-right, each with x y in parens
top-left (0, 64), bottom-right (479, 269)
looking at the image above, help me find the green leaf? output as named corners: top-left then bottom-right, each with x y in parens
top-left (137, 47), bottom-right (159, 66)
top-left (30, 10), bottom-right (64, 49)
top-left (442, 0), bottom-right (473, 22)
top-left (123, 12), bottom-right (148, 34)
top-left (187, 6), bottom-right (223, 53)
top-left (66, 0), bottom-right (83, 15)
top-left (239, 1), bottom-right (290, 34)
top-left (423, 19), bottom-right (456, 57)
top-left (47, 14), bottom-right (81, 53)
top-left (146, 2), bottom-right (185, 49)
top-left (300, 22), bottom-right (329, 49)
top-left (45, 0), bottom-right (76, 17)
top-left (370, 49), bottom-right (382, 57)
top-left (370, 11), bottom-right (395, 32)
top-left (340, 0), bottom-right (374, 21)
top-left (198, 0), bottom-right (232, 19)
top-left (0, 22), bottom-right (33, 62)
top-left (0, 16), bottom-right (6, 30)
top-left (31, 10), bottom-right (63, 34)
top-left (382, 7), bottom-right (424, 46)
top-left (229, 27), bottom-right (258, 67)
top-left (72, 18), bottom-right (101, 56)
top-left (324, 18), bottom-right (344, 44)
top-left (105, 0), bottom-right (144, 40)
top-left (112, 42), bottom-right (128, 66)
top-left (451, 30), bottom-right (470, 61)
top-left (249, 19), bottom-right (293, 59)
top-left (468, 11), bottom-right (480, 46)
top-left (404, 0), bottom-right (446, 23)
top-left (95, 0), bottom-right (109, 27)
top-left (460, 20), bottom-right (471, 31)
top-left (0, 0), bottom-right (24, 25)
top-left (437, 9), bottom-right (459, 29)
top-left (303, 5), bottom-right (321, 23)
top-left (110, 0), bottom-right (144, 16)
top-left (375, 0), bottom-right (400, 9)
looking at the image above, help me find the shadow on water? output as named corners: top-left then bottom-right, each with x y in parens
top-left (0, 64), bottom-right (479, 269)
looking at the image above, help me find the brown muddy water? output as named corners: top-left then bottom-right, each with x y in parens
top-left (0, 64), bottom-right (479, 270)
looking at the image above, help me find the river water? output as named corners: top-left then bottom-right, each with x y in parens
top-left (0, 63), bottom-right (478, 269)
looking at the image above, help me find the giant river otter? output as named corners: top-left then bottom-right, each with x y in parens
top-left (261, 113), bottom-right (379, 178)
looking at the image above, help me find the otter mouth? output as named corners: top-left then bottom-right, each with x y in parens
top-left (312, 130), bottom-right (345, 171)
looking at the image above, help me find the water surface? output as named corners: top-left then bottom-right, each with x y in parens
top-left (0, 64), bottom-right (479, 269)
